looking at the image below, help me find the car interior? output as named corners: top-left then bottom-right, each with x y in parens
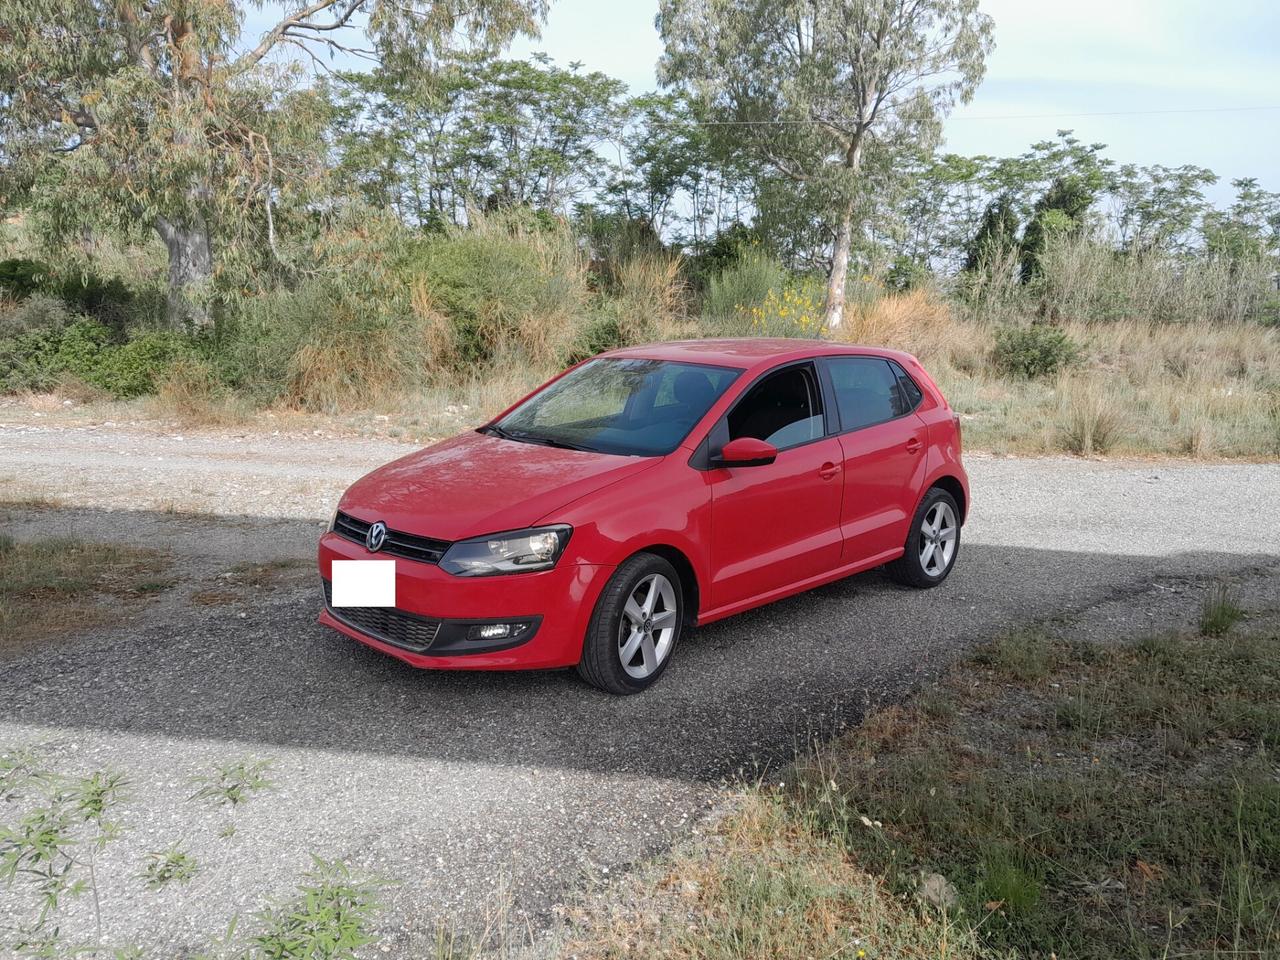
top-left (726, 365), bottom-right (824, 449)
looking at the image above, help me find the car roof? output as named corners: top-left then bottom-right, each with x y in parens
top-left (601, 338), bottom-right (912, 371)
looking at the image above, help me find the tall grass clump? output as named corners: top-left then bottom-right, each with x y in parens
top-left (408, 208), bottom-right (590, 371)
top-left (835, 287), bottom-right (955, 354)
top-left (1034, 232), bottom-right (1278, 325)
top-left (614, 251), bottom-right (687, 342)
top-left (700, 251), bottom-right (790, 328)
top-left (216, 279), bottom-right (426, 412)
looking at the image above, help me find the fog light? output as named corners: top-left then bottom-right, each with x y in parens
top-left (467, 622), bottom-right (528, 641)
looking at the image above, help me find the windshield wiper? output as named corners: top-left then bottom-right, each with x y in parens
top-left (481, 424), bottom-right (596, 453)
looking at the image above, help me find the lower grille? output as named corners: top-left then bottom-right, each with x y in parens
top-left (322, 580), bottom-right (441, 653)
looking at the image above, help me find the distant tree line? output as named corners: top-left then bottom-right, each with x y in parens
top-left (1, 0), bottom-right (1277, 328)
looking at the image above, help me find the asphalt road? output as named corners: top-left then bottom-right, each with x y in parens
top-left (1, 422), bottom-right (1277, 955)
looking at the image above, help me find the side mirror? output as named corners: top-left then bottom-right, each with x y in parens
top-left (713, 436), bottom-right (778, 467)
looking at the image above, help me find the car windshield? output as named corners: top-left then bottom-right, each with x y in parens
top-left (486, 358), bottom-right (741, 457)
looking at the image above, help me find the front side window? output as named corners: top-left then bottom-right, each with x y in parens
top-left (827, 357), bottom-right (916, 431)
top-left (492, 358), bottom-right (739, 457)
top-left (726, 364), bottom-right (825, 450)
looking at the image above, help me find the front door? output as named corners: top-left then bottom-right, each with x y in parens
top-left (706, 362), bottom-right (845, 610)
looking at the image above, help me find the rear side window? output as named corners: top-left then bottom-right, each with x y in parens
top-left (827, 357), bottom-right (917, 431)
top-left (889, 360), bottom-right (924, 411)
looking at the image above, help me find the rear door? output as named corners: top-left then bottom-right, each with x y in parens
top-left (822, 356), bottom-right (928, 564)
top-left (704, 361), bottom-right (845, 610)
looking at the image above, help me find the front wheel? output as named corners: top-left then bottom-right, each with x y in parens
top-left (887, 487), bottom-right (961, 588)
top-left (577, 553), bottom-right (683, 695)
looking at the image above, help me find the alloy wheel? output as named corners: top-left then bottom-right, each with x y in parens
top-left (618, 572), bottom-right (678, 679)
top-left (919, 500), bottom-right (958, 577)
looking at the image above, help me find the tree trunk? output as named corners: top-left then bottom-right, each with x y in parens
top-left (824, 137), bottom-right (865, 332)
top-left (156, 215), bottom-right (213, 330)
top-left (824, 196), bottom-right (856, 331)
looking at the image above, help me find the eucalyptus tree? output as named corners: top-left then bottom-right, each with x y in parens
top-left (0, 0), bottom-right (549, 327)
top-left (657, 0), bottom-right (993, 327)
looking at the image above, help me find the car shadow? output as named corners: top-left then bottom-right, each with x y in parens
top-left (0, 503), bottom-right (1272, 783)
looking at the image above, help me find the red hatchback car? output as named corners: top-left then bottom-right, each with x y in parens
top-left (318, 339), bottom-right (968, 694)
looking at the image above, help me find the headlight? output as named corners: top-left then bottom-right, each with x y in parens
top-left (439, 525), bottom-right (572, 577)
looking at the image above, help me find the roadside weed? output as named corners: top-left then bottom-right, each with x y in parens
top-left (0, 769), bottom-right (128, 949)
top-left (1, 755), bottom-right (386, 959)
top-left (974, 628), bottom-right (1055, 682)
top-left (1200, 582), bottom-right (1245, 637)
top-left (189, 758), bottom-right (275, 808)
top-left (245, 857), bottom-right (384, 960)
top-left (142, 844), bottom-right (198, 889)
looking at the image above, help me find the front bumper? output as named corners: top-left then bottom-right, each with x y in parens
top-left (317, 531), bottom-right (613, 670)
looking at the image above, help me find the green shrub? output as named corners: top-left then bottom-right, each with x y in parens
top-left (992, 324), bottom-right (1080, 378)
top-left (0, 294), bottom-right (72, 336)
top-left (566, 310), bottom-right (625, 364)
top-left (0, 318), bottom-right (187, 397)
top-left (407, 209), bottom-right (588, 368)
top-left (217, 279), bottom-right (429, 411)
top-left (701, 251), bottom-right (790, 322)
top-left (884, 255), bottom-right (932, 292)
top-left (0, 258), bottom-right (54, 299)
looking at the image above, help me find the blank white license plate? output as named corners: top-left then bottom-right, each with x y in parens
top-left (331, 560), bottom-right (396, 607)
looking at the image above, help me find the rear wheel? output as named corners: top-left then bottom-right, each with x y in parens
top-left (577, 553), bottom-right (683, 695)
top-left (887, 487), bottom-right (961, 588)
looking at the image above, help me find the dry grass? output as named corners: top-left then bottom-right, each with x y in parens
top-left (566, 792), bottom-right (990, 960)
top-left (616, 252), bottom-right (688, 342)
top-left (834, 287), bottom-right (958, 357)
top-left (0, 535), bottom-right (173, 654)
top-left (154, 357), bottom-right (248, 427)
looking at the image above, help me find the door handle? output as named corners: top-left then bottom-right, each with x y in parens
top-left (905, 437), bottom-right (923, 454)
top-left (818, 462), bottom-right (840, 480)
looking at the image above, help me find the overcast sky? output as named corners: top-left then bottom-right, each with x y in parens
top-left (506, 0), bottom-right (1280, 206)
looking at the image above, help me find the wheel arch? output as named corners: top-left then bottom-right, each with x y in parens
top-left (630, 543), bottom-right (701, 627)
top-left (928, 474), bottom-right (967, 524)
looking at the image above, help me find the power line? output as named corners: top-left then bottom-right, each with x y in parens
top-left (691, 104), bottom-right (1280, 126)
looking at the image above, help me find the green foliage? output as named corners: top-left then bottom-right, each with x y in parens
top-left (189, 758), bottom-right (275, 808)
top-left (701, 251), bottom-right (790, 322)
top-left (0, 259), bottom-right (54, 299)
top-left (408, 209), bottom-right (588, 367)
top-left (142, 844), bottom-right (198, 890)
top-left (991, 324), bottom-right (1080, 378)
top-left (0, 295), bottom-right (72, 337)
top-left (0, 768), bottom-right (128, 943)
top-left (1020, 175), bottom-right (1098, 281)
top-left (884, 255), bottom-right (932, 292)
top-left (1200, 583), bottom-right (1245, 637)
top-left (242, 857), bottom-right (384, 960)
top-left (0, 319), bottom-right (187, 397)
top-left (962, 196), bottom-right (1019, 273)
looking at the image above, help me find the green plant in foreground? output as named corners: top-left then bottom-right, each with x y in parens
top-left (142, 844), bottom-right (199, 889)
top-left (189, 758), bottom-right (275, 808)
top-left (1200, 582), bottom-right (1245, 637)
top-left (241, 856), bottom-right (385, 960)
top-left (0, 770), bottom-right (129, 950)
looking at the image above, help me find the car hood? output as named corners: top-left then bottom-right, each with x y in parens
top-left (339, 430), bottom-right (659, 541)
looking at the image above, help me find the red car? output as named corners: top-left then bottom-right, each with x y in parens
top-left (318, 339), bottom-right (968, 694)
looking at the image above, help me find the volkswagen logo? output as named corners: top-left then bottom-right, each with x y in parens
top-left (365, 521), bottom-right (388, 552)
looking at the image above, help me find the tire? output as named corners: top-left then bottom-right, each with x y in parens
top-left (577, 553), bottom-right (684, 695)
top-left (887, 486), bottom-right (961, 588)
